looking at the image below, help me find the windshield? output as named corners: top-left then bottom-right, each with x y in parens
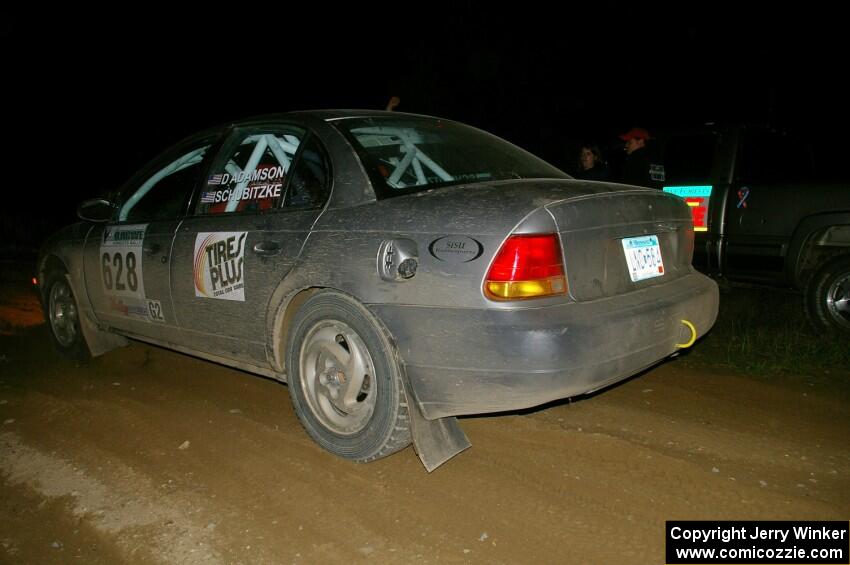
top-left (333, 116), bottom-right (568, 198)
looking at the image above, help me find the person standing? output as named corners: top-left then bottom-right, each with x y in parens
top-left (573, 144), bottom-right (611, 181)
top-left (385, 96), bottom-right (401, 111)
top-left (618, 127), bottom-right (665, 188)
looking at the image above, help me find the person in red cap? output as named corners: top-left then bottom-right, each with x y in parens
top-left (618, 127), bottom-right (665, 188)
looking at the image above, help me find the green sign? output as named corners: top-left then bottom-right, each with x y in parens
top-left (662, 185), bottom-right (713, 198)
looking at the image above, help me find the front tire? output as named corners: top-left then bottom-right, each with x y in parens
top-left (43, 270), bottom-right (91, 361)
top-left (285, 291), bottom-right (411, 462)
top-left (804, 254), bottom-right (850, 335)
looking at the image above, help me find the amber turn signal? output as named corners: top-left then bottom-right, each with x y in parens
top-left (484, 234), bottom-right (567, 301)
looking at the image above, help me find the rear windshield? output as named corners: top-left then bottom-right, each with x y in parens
top-left (333, 116), bottom-right (568, 198)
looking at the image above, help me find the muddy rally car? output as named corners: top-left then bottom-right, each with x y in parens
top-left (38, 111), bottom-right (718, 470)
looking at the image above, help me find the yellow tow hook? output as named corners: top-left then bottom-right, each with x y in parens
top-left (676, 319), bottom-right (698, 349)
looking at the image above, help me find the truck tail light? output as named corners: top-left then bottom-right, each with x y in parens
top-left (484, 234), bottom-right (567, 300)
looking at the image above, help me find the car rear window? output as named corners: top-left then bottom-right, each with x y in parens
top-left (333, 116), bottom-right (568, 198)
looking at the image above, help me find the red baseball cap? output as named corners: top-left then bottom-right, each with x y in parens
top-left (619, 127), bottom-right (651, 141)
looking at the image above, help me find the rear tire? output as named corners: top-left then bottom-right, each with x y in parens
top-left (43, 270), bottom-right (91, 361)
top-left (285, 291), bottom-right (411, 462)
top-left (804, 254), bottom-right (850, 336)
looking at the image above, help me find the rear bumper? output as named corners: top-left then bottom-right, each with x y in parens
top-left (368, 271), bottom-right (719, 419)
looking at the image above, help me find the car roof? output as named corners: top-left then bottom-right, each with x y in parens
top-left (231, 109), bottom-right (445, 126)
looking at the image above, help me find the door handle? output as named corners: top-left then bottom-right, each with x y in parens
top-left (143, 242), bottom-right (161, 254)
top-left (253, 240), bottom-right (281, 256)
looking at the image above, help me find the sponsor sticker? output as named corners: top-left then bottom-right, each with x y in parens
top-left (200, 182), bottom-right (282, 205)
top-left (146, 299), bottom-right (165, 323)
top-left (428, 236), bottom-right (484, 263)
top-left (193, 232), bottom-right (247, 301)
top-left (100, 224), bottom-right (147, 300)
top-left (202, 164), bottom-right (286, 213)
top-left (107, 297), bottom-right (149, 321)
top-left (737, 186), bottom-right (750, 209)
top-left (206, 166), bottom-right (286, 186)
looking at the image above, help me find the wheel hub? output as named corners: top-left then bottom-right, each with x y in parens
top-left (826, 272), bottom-right (850, 328)
top-left (322, 367), bottom-right (346, 385)
top-left (49, 280), bottom-right (78, 347)
top-left (300, 321), bottom-right (377, 435)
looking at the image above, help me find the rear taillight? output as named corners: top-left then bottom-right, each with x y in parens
top-left (484, 234), bottom-right (567, 300)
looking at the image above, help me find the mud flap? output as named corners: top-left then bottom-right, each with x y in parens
top-left (78, 308), bottom-right (128, 357)
top-left (410, 412), bottom-right (471, 473)
top-left (403, 384), bottom-right (471, 472)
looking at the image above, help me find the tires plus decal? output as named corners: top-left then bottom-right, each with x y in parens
top-left (193, 232), bottom-right (247, 301)
top-left (428, 236), bottom-right (484, 263)
top-left (100, 224), bottom-right (147, 300)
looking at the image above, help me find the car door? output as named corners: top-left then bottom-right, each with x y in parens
top-left (169, 125), bottom-right (331, 366)
top-left (722, 129), bottom-right (812, 282)
top-left (82, 135), bottom-right (218, 342)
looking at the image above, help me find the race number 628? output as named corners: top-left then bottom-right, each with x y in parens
top-left (102, 251), bottom-right (138, 292)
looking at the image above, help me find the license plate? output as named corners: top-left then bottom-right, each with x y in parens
top-left (622, 235), bottom-right (665, 282)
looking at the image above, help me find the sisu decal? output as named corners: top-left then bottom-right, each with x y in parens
top-left (193, 232), bottom-right (247, 301)
top-left (428, 236), bottom-right (484, 263)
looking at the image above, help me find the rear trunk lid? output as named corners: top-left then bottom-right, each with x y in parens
top-left (543, 187), bottom-right (694, 301)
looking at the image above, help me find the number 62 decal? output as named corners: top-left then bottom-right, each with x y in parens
top-left (146, 299), bottom-right (165, 323)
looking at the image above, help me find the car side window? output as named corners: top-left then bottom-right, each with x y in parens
top-left (285, 134), bottom-right (331, 209)
top-left (119, 144), bottom-right (211, 222)
top-left (196, 128), bottom-right (305, 215)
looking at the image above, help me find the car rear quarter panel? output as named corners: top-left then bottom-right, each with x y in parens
top-left (264, 181), bottom-right (687, 371)
top-left (263, 181), bottom-right (714, 418)
top-left (269, 180), bottom-right (637, 319)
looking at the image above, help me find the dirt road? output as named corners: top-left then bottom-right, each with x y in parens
top-left (1, 280), bottom-right (848, 563)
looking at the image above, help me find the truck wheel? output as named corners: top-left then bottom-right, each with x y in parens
top-left (804, 255), bottom-right (850, 335)
top-left (43, 270), bottom-right (91, 361)
top-left (285, 291), bottom-right (411, 462)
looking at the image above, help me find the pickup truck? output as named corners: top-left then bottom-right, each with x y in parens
top-left (655, 124), bottom-right (850, 335)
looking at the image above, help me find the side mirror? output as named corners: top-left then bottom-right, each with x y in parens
top-left (77, 198), bottom-right (117, 223)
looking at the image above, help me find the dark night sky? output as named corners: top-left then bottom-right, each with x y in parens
top-left (2, 7), bottom-right (847, 245)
